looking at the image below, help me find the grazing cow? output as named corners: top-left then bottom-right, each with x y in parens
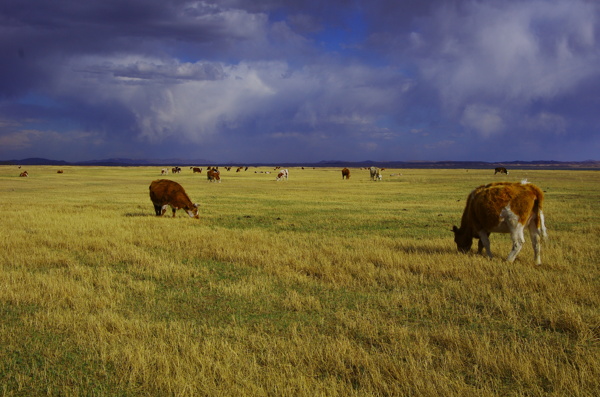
top-left (149, 179), bottom-right (199, 219)
top-left (369, 166), bottom-right (382, 181)
top-left (57, 170), bottom-right (64, 174)
top-left (172, 166), bottom-right (181, 174)
top-left (207, 169), bottom-right (221, 182)
top-left (452, 181), bottom-right (547, 265)
top-left (161, 168), bottom-right (169, 175)
top-left (192, 167), bottom-right (202, 173)
top-left (342, 168), bottom-right (350, 179)
top-left (19, 171), bottom-right (28, 177)
top-left (494, 167), bottom-right (509, 175)
top-left (276, 169), bottom-right (289, 181)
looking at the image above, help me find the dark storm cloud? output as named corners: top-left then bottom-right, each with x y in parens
top-left (1, 0), bottom-right (599, 162)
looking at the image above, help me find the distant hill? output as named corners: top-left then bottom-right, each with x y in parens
top-left (1, 157), bottom-right (599, 169)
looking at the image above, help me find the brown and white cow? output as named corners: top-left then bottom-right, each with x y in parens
top-left (172, 166), bottom-right (181, 174)
top-left (276, 169), bottom-right (289, 181)
top-left (207, 169), bottom-right (221, 182)
top-left (342, 168), bottom-right (350, 179)
top-left (149, 179), bottom-right (199, 219)
top-left (452, 181), bottom-right (547, 265)
top-left (494, 167), bottom-right (509, 175)
top-left (369, 166), bottom-right (382, 181)
top-left (19, 171), bottom-right (28, 177)
top-left (192, 167), bottom-right (202, 173)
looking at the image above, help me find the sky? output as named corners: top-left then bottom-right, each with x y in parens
top-left (1, 0), bottom-right (599, 163)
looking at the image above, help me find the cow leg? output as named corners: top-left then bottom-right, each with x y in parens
top-left (528, 222), bottom-right (542, 265)
top-left (477, 239), bottom-right (485, 254)
top-left (507, 224), bottom-right (525, 263)
top-left (161, 205), bottom-right (168, 216)
top-left (154, 204), bottom-right (162, 216)
top-left (172, 207), bottom-right (177, 217)
top-left (477, 231), bottom-right (493, 258)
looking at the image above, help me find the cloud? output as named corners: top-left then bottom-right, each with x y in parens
top-left (1, 0), bottom-right (599, 162)
top-left (460, 104), bottom-right (504, 137)
top-left (413, 0), bottom-right (600, 110)
top-left (523, 112), bottom-right (567, 135)
top-left (0, 128), bottom-right (99, 154)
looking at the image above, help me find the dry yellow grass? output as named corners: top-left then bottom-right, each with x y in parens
top-left (1, 165), bottom-right (599, 395)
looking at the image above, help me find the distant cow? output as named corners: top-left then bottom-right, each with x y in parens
top-left (494, 167), bottom-right (508, 175)
top-left (369, 166), bottom-right (382, 181)
top-left (207, 169), bottom-right (221, 182)
top-left (342, 168), bottom-right (350, 179)
top-left (161, 168), bottom-right (169, 175)
top-left (19, 171), bottom-right (28, 177)
top-left (57, 170), bottom-right (64, 174)
top-left (172, 166), bottom-right (181, 174)
top-left (192, 167), bottom-right (202, 173)
top-left (149, 179), bottom-right (199, 219)
top-left (276, 169), bottom-right (289, 181)
top-left (452, 181), bottom-right (547, 265)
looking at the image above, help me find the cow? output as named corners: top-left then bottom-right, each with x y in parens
top-left (494, 167), bottom-right (509, 175)
top-left (57, 170), bottom-right (64, 174)
top-left (276, 169), bottom-right (289, 181)
top-left (342, 168), bottom-right (350, 179)
top-left (161, 168), bottom-right (169, 175)
top-left (207, 169), bottom-right (221, 182)
top-left (149, 179), bottom-right (199, 219)
top-left (452, 181), bottom-right (547, 265)
top-left (192, 167), bottom-right (202, 173)
top-left (19, 171), bottom-right (28, 177)
top-left (369, 166), bottom-right (382, 181)
top-left (172, 166), bottom-right (181, 174)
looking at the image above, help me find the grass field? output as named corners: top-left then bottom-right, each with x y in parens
top-left (1, 165), bottom-right (599, 396)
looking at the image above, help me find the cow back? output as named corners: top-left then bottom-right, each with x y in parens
top-left (149, 179), bottom-right (193, 207)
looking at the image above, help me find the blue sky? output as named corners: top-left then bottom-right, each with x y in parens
top-left (1, 0), bottom-right (599, 163)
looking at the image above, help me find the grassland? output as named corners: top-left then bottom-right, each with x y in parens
top-left (1, 165), bottom-right (599, 396)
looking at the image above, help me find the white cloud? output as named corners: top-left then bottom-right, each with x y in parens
top-left (460, 104), bottom-right (504, 137)
top-left (49, 53), bottom-right (409, 147)
top-left (417, 0), bottom-right (600, 111)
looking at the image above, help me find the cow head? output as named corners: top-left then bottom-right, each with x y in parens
top-left (186, 203), bottom-right (200, 219)
top-left (452, 225), bottom-right (473, 253)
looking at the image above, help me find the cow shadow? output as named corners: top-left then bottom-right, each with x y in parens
top-left (397, 244), bottom-right (454, 255)
top-left (124, 212), bottom-right (152, 217)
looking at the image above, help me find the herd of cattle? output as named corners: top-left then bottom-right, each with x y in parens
top-left (13, 164), bottom-right (547, 264)
top-left (147, 165), bottom-right (548, 265)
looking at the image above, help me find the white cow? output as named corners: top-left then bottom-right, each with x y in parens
top-left (369, 166), bottom-right (382, 181)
